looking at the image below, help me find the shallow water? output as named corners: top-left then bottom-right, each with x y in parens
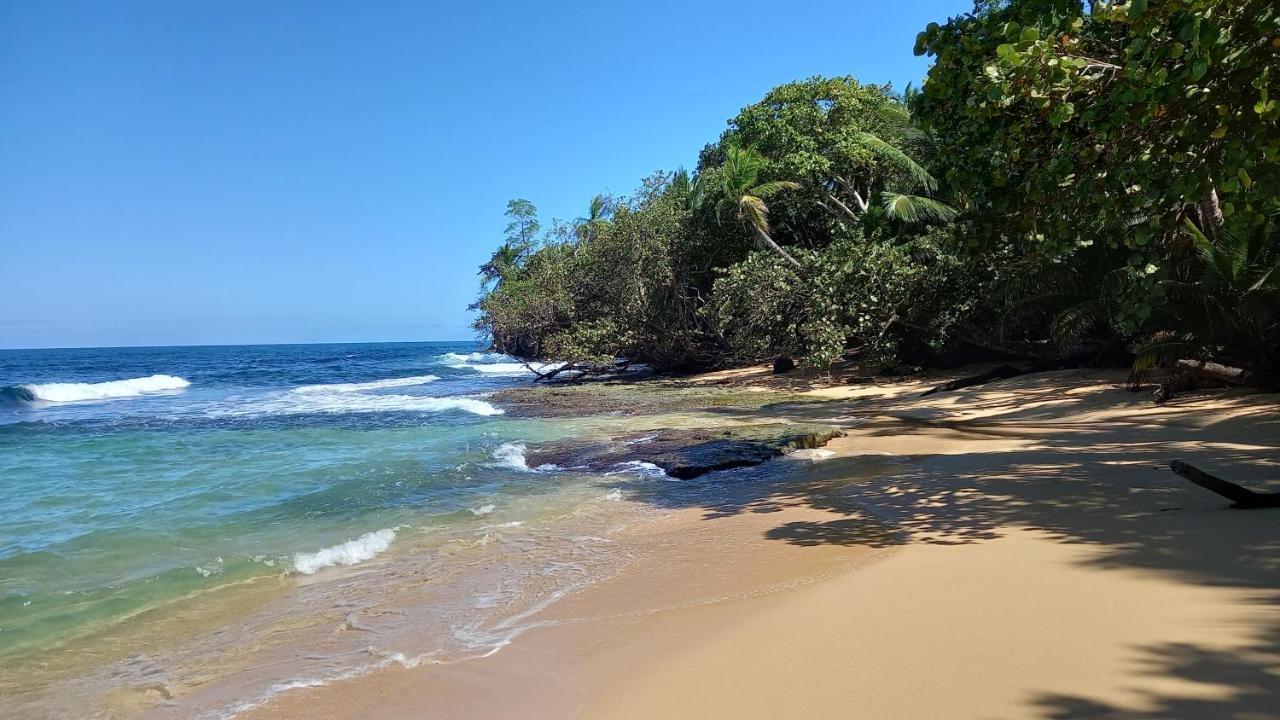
top-left (0, 342), bottom-right (684, 717)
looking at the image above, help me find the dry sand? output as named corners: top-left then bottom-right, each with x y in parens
top-left (243, 367), bottom-right (1280, 720)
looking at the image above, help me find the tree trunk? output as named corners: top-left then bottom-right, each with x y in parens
top-left (754, 227), bottom-right (804, 271)
top-left (1199, 187), bottom-right (1225, 240)
top-left (825, 193), bottom-right (863, 225)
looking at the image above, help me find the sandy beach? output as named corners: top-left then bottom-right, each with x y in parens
top-left (232, 366), bottom-right (1280, 719)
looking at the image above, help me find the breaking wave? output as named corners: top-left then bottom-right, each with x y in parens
top-left (437, 351), bottom-right (562, 377)
top-left (1, 374), bottom-right (190, 406)
top-left (209, 392), bottom-right (503, 418)
top-left (463, 362), bottom-right (562, 376)
top-left (291, 375), bottom-right (440, 394)
top-left (438, 352), bottom-right (512, 365)
top-left (491, 442), bottom-right (532, 471)
top-left (292, 529), bottom-right (396, 575)
top-left (489, 442), bottom-right (560, 472)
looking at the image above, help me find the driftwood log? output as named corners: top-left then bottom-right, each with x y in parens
top-left (1150, 360), bottom-right (1255, 403)
top-left (1174, 359), bottom-right (1253, 385)
top-left (1170, 460), bottom-right (1280, 509)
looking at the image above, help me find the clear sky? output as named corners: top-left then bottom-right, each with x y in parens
top-left (0, 0), bottom-right (969, 349)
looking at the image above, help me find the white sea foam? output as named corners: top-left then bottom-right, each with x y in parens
top-left (469, 504), bottom-right (496, 516)
top-left (292, 529), bottom-right (396, 575)
top-left (211, 392), bottom-right (503, 418)
top-left (438, 351), bottom-right (563, 376)
top-left (491, 442), bottom-right (531, 471)
top-left (788, 448), bottom-right (836, 461)
top-left (291, 375), bottom-right (440, 394)
top-left (607, 460), bottom-right (669, 478)
top-left (488, 443), bottom-right (560, 472)
top-left (16, 374), bottom-right (191, 403)
top-left (438, 351), bottom-right (512, 365)
top-left (451, 361), bottom-right (563, 376)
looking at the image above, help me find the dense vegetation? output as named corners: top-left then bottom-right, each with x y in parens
top-left (473, 0), bottom-right (1279, 388)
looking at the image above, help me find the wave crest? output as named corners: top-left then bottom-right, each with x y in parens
top-left (436, 351), bottom-right (562, 377)
top-left (1, 374), bottom-right (191, 405)
top-left (291, 375), bottom-right (440, 394)
top-left (438, 352), bottom-right (512, 365)
top-left (210, 393), bottom-right (503, 418)
top-left (292, 529), bottom-right (396, 575)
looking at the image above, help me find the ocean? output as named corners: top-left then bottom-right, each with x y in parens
top-left (0, 342), bottom-right (662, 717)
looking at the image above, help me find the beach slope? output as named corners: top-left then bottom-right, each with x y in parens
top-left (244, 368), bottom-right (1280, 720)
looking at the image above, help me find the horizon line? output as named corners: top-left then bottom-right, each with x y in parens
top-left (0, 339), bottom-right (480, 352)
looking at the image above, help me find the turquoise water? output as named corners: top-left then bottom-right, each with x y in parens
top-left (0, 342), bottom-right (602, 681)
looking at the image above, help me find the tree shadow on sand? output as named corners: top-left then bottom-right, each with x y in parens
top-left (609, 377), bottom-right (1280, 718)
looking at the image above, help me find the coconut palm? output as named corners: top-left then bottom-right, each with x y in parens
top-left (574, 194), bottom-right (613, 244)
top-left (711, 144), bottom-right (804, 271)
top-left (478, 243), bottom-right (524, 288)
top-left (821, 101), bottom-right (958, 229)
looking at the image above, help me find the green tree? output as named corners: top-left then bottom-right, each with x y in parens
top-left (573, 194), bottom-right (614, 244)
top-left (504, 198), bottom-right (540, 247)
top-left (479, 199), bottom-right (541, 288)
top-left (704, 76), bottom-right (955, 239)
top-left (914, 0), bottom-right (1278, 255)
top-left (914, 0), bottom-right (1279, 377)
top-left (708, 144), bottom-right (803, 270)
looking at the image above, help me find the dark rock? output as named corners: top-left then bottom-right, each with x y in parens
top-left (772, 356), bottom-right (796, 374)
top-left (525, 425), bottom-right (844, 481)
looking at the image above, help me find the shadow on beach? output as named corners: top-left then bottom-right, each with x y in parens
top-left (610, 370), bottom-right (1280, 719)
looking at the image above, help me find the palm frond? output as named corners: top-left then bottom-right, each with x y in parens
top-left (738, 195), bottom-right (770, 235)
top-left (874, 101), bottom-right (925, 141)
top-left (1050, 300), bottom-right (1102, 352)
top-left (882, 193), bottom-right (958, 225)
top-left (1130, 332), bottom-right (1201, 384)
top-left (722, 144), bottom-right (764, 191)
top-left (587, 194), bottom-right (610, 222)
top-left (857, 132), bottom-right (937, 192)
top-left (751, 180), bottom-right (800, 199)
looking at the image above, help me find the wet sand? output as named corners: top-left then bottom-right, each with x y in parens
top-left (239, 367), bottom-right (1280, 719)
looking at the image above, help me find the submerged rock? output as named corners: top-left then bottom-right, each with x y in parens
top-left (525, 425), bottom-right (844, 480)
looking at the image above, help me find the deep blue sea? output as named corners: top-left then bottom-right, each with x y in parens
top-left (0, 342), bottom-right (652, 717)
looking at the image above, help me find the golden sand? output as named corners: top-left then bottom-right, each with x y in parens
top-left (232, 367), bottom-right (1280, 719)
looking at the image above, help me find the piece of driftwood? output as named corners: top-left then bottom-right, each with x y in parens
top-left (1174, 359), bottom-right (1253, 385)
top-left (1170, 460), bottom-right (1280, 509)
top-left (1150, 360), bottom-right (1255, 403)
top-left (919, 364), bottom-right (1026, 397)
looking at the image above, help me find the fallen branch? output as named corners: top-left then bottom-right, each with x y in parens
top-left (529, 359), bottom-right (633, 383)
top-left (1170, 460), bottom-right (1280, 509)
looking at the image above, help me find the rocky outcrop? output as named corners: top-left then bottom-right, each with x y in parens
top-left (525, 425), bottom-right (844, 480)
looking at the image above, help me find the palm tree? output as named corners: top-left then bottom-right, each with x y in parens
top-left (1132, 215), bottom-right (1280, 385)
top-left (574, 194), bottom-right (613, 244)
top-left (712, 144), bottom-right (804, 271)
top-left (478, 243), bottom-right (524, 288)
top-left (821, 101), bottom-right (958, 228)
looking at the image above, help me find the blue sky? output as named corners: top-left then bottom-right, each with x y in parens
top-left (0, 0), bottom-right (968, 349)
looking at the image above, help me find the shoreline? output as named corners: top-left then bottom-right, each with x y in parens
top-left (232, 365), bottom-right (1280, 719)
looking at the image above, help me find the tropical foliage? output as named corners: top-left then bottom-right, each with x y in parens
top-left (472, 1), bottom-right (1279, 388)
